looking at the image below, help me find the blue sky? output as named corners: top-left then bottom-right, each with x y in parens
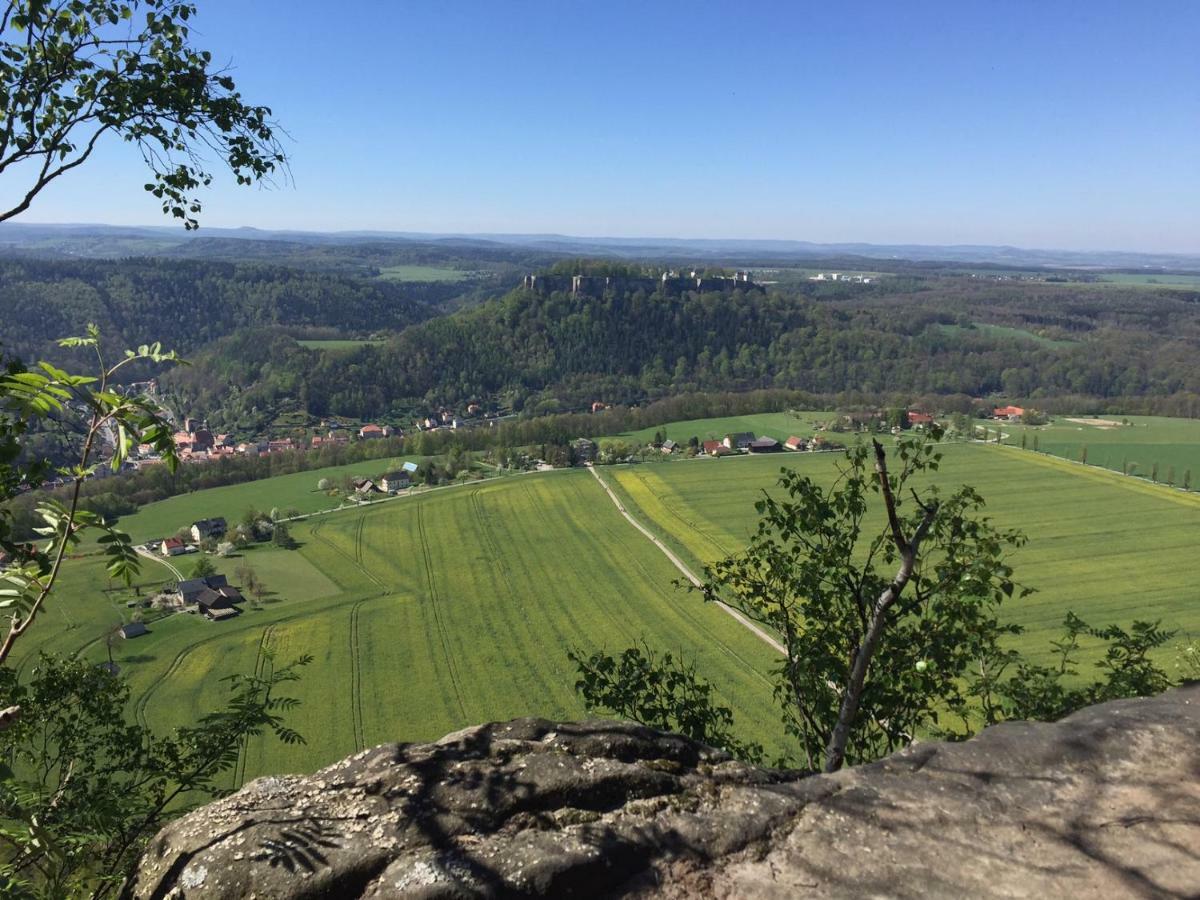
top-left (8, 0), bottom-right (1200, 251)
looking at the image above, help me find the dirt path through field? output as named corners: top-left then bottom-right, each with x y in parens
top-left (135, 546), bottom-right (184, 580)
top-left (588, 466), bottom-right (785, 656)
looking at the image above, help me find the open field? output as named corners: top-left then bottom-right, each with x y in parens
top-left (22, 427), bottom-right (1200, 781)
top-left (1095, 273), bottom-right (1200, 288)
top-left (375, 264), bottom-right (475, 282)
top-left (610, 411), bottom-right (835, 446)
top-left (107, 455), bottom-right (417, 543)
top-left (1011, 415), bottom-right (1200, 482)
top-left (604, 443), bottom-right (1200, 670)
top-left (934, 322), bottom-right (1076, 347)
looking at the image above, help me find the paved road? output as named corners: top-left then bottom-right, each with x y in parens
top-left (588, 466), bottom-right (785, 656)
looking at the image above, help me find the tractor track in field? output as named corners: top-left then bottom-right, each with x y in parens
top-left (416, 504), bottom-right (467, 720)
top-left (133, 640), bottom-right (194, 732)
top-left (309, 514), bottom-right (388, 592)
top-left (588, 467), bottom-right (786, 656)
top-left (234, 623), bottom-right (278, 788)
top-left (348, 599), bottom-right (367, 752)
top-left (627, 468), bottom-right (731, 559)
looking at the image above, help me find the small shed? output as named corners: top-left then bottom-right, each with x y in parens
top-left (120, 622), bottom-right (148, 639)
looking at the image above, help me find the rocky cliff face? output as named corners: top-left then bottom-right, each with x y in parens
top-left (129, 685), bottom-right (1200, 899)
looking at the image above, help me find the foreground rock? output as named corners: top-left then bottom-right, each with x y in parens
top-left (129, 685), bottom-right (1200, 899)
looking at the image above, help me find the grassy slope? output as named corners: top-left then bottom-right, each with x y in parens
top-left (605, 443), bottom-right (1200, 669)
top-left (375, 265), bottom-right (470, 282)
top-left (611, 411), bottom-right (835, 445)
top-left (297, 339), bottom-right (387, 350)
top-left (109, 456), bottom-right (416, 543)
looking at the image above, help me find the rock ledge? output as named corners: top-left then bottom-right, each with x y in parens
top-left (129, 685), bottom-right (1200, 898)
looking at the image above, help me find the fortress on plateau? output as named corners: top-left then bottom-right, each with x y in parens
top-left (522, 269), bottom-right (762, 296)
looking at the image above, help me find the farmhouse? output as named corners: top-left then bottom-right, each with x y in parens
top-left (354, 478), bottom-right (383, 494)
top-left (908, 411), bottom-right (935, 427)
top-left (661, 439), bottom-right (678, 454)
top-left (119, 622), bottom-right (148, 639)
top-left (723, 432), bottom-right (756, 451)
top-left (160, 537), bottom-right (188, 557)
top-left (748, 436), bottom-right (781, 453)
top-left (994, 405), bottom-right (1025, 420)
top-left (380, 472), bottom-right (411, 493)
top-left (702, 440), bottom-right (730, 456)
top-left (190, 517), bottom-right (227, 542)
top-left (359, 424), bottom-right (384, 439)
top-left (785, 435), bottom-right (807, 451)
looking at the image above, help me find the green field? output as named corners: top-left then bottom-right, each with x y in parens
top-left (934, 322), bottom-right (1075, 347)
top-left (110, 455), bottom-right (416, 543)
top-left (375, 265), bottom-right (474, 282)
top-left (1009, 415), bottom-right (1200, 482)
top-left (611, 411), bottom-right (835, 445)
top-left (1096, 273), bottom-right (1200, 288)
top-left (297, 339), bottom-right (387, 350)
top-left (604, 444), bottom-right (1200, 669)
top-left (22, 422), bottom-right (1200, 782)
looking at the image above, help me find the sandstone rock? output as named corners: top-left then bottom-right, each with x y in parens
top-left (127, 685), bottom-right (1200, 898)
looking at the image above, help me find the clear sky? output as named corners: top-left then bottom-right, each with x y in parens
top-left (8, 0), bottom-right (1200, 251)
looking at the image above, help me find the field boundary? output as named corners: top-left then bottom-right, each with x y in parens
top-left (588, 466), bottom-right (785, 656)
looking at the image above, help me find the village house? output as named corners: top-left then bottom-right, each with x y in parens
top-left (354, 478), bottom-right (383, 495)
top-left (190, 517), bottom-right (227, 542)
top-left (723, 432), bottom-right (756, 451)
top-left (702, 440), bottom-right (731, 457)
top-left (160, 536), bottom-right (188, 557)
top-left (993, 405), bottom-right (1025, 420)
top-left (908, 411), bottom-right (935, 427)
top-left (380, 471), bottom-right (411, 493)
top-left (267, 438), bottom-right (295, 454)
top-left (784, 435), bottom-right (807, 451)
top-left (660, 439), bottom-right (678, 454)
top-left (177, 575), bottom-right (244, 619)
top-left (359, 424), bottom-right (384, 439)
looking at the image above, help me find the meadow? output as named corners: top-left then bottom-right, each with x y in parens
top-left (610, 411), bottom-right (835, 446)
top-left (297, 339), bottom-right (387, 351)
top-left (109, 455), bottom-right (415, 543)
top-left (1010, 415), bottom-right (1200, 483)
top-left (375, 264), bottom-right (475, 282)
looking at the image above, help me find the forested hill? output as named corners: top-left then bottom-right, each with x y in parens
top-left (0, 257), bottom-right (454, 362)
top-left (164, 277), bottom-right (1200, 428)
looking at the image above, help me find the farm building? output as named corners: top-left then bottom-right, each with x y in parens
top-left (748, 437), bottom-right (781, 453)
top-left (194, 588), bottom-right (239, 620)
top-left (573, 438), bottom-right (597, 463)
top-left (119, 622), bottom-right (148, 639)
top-left (354, 478), bottom-right (383, 495)
top-left (702, 440), bottom-right (731, 456)
top-left (784, 436), bottom-right (807, 451)
top-left (723, 432), bottom-right (756, 451)
top-left (908, 411), bottom-right (935, 426)
top-left (160, 537), bottom-right (188, 556)
top-left (359, 424), bottom-right (384, 439)
top-left (661, 439), bottom-right (678, 454)
top-left (380, 472), bottom-right (411, 493)
top-left (993, 405), bottom-right (1025, 420)
top-left (177, 575), bottom-right (242, 608)
top-left (190, 517), bottom-right (227, 542)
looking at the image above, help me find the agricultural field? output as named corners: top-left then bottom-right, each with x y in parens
top-left (31, 471), bottom-right (785, 783)
top-left (1094, 272), bottom-right (1200, 288)
top-left (107, 455), bottom-right (416, 543)
top-left (1009, 415), bottom-right (1200, 483)
top-left (604, 442), bottom-right (1200, 670)
top-left (23, 426), bottom-right (1200, 783)
top-left (375, 264), bottom-right (476, 282)
top-left (610, 411), bottom-right (835, 446)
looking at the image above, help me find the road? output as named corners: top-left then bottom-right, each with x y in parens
top-left (588, 466), bottom-right (786, 656)
top-left (135, 546), bottom-right (184, 581)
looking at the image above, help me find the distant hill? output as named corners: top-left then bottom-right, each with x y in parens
top-left (2, 222), bottom-right (1198, 271)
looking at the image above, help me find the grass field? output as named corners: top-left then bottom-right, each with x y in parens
top-left (108, 455), bottom-right (416, 543)
top-left (297, 339), bottom-right (387, 351)
top-left (1010, 415), bottom-right (1200, 482)
top-left (21, 420), bottom-right (1200, 781)
top-left (934, 322), bottom-right (1076, 347)
top-left (610, 411), bottom-right (835, 445)
top-left (1095, 273), bottom-right (1200, 288)
top-left (375, 265), bottom-right (474, 282)
top-left (604, 443), bottom-right (1200, 670)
